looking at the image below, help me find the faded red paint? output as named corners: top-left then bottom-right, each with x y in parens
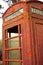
top-left (2, 1), bottom-right (43, 65)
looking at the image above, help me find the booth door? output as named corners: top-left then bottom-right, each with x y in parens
top-left (32, 18), bottom-right (43, 65)
top-left (5, 25), bottom-right (23, 65)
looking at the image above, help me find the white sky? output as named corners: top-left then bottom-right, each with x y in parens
top-left (0, 0), bottom-right (8, 39)
top-left (0, 0), bottom-right (43, 39)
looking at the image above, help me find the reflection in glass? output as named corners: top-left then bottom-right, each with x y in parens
top-left (8, 38), bottom-right (19, 48)
top-left (32, 8), bottom-right (43, 15)
top-left (8, 50), bottom-right (20, 60)
top-left (8, 62), bottom-right (20, 65)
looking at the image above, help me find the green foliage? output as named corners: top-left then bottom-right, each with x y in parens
top-left (12, 0), bottom-right (18, 3)
top-left (0, 61), bottom-right (2, 65)
top-left (0, 40), bottom-right (2, 48)
top-left (0, 5), bottom-right (2, 9)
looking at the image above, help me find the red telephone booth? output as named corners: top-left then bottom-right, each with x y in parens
top-left (2, 0), bottom-right (43, 65)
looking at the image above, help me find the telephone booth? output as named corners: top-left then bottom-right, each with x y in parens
top-left (2, 0), bottom-right (43, 65)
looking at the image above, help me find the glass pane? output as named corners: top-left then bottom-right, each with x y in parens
top-left (8, 62), bottom-right (20, 65)
top-left (11, 33), bottom-right (18, 37)
top-left (8, 38), bottom-right (19, 48)
top-left (32, 8), bottom-right (43, 15)
top-left (5, 9), bottom-right (23, 21)
top-left (8, 33), bottom-right (18, 38)
top-left (8, 50), bottom-right (20, 60)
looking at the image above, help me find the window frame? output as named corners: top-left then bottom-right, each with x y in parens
top-left (4, 24), bottom-right (23, 65)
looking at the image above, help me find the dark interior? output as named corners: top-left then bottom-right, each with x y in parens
top-left (8, 26), bottom-right (18, 33)
top-left (12, 0), bottom-right (19, 3)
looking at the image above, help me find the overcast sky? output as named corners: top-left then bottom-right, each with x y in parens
top-left (0, 0), bottom-right (9, 39)
top-left (0, 0), bottom-right (43, 39)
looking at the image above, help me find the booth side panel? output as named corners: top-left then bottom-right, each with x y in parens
top-left (32, 17), bottom-right (43, 65)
